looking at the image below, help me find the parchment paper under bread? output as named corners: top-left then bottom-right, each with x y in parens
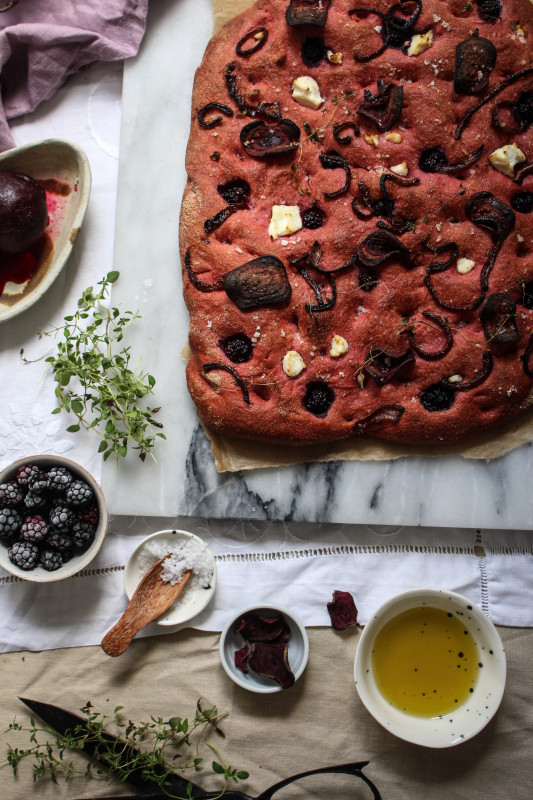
top-left (202, 0), bottom-right (533, 472)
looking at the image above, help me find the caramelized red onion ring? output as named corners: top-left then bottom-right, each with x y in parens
top-left (356, 80), bottom-right (403, 132)
top-left (418, 145), bottom-right (484, 175)
top-left (203, 362), bottom-right (250, 405)
top-left (407, 311), bottom-right (454, 360)
top-left (521, 334), bottom-right (533, 377)
top-left (451, 351), bottom-right (493, 392)
top-left (320, 151), bottom-right (352, 198)
top-left (423, 238), bottom-right (483, 311)
top-left (353, 404), bottom-right (405, 436)
top-left (184, 250), bottom-right (224, 292)
top-left (197, 102), bottom-right (233, 129)
top-left (363, 347), bottom-right (415, 385)
top-left (454, 68), bottom-right (533, 139)
top-left (236, 27), bottom-right (268, 56)
top-left (333, 121), bottom-right (360, 144)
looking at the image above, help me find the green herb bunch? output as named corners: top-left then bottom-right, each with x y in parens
top-left (23, 271), bottom-right (165, 464)
top-left (3, 701), bottom-right (249, 798)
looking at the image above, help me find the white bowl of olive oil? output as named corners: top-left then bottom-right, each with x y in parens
top-left (354, 589), bottom-right (506, 748)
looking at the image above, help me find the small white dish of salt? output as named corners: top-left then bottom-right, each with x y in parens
top-left (124, 530), bottom-right (216, 626)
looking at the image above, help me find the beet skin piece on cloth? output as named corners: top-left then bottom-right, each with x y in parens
top-left (0, 0), bottom-right (149, 150)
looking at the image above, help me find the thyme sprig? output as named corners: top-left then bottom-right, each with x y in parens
top-left (3, 701), bottom-right (249, 799)
top-left (22, 271), bottom-right (165, 464)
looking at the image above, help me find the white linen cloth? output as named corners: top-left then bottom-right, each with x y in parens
top-left (1, 516), bottom-right (532, 652)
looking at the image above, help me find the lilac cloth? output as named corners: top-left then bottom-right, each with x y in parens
top-left (0, 0), bottom-right (149, 150)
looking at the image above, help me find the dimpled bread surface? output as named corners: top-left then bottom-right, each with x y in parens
top-left (180, 0), bottom-right (533, 446)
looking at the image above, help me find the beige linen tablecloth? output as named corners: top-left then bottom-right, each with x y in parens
top-left (1, 627), bottom-right (532, 799)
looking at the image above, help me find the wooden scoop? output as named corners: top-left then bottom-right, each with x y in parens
top-left (101, 556), bottom-right (191, 657)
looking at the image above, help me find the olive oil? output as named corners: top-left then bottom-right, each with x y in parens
top-left (371, 606), bottom-right (480, 717)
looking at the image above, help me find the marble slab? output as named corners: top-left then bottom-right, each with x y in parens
top-left (102, 0), bottom-right (533, 530)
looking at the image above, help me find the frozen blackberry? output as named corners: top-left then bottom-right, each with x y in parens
top-left (71, 520), bottom-right (96, 551)
top-left (23, 491), bottom-right (48, 511)
top-left (78, 505), bottom-right (99, 526)
top-left (47, 528), bottom-right (73, 556)
top-left (8, 540), bottom-right (39, 570)
top-left (65, 480), bottom-right (94, 508)
top-left (15, 463), bottom-right (39, 487)
top-left (28, 470), bottom-right (49, 494)
top-left (50, 505), bottom-right (75, 532)
top-left (0, 480), bottom-right (23, 507)
top-left (0, 507), bottom-right (22, 540)
top-left (47, 465), bottom-right (74, 493)
top-left (40, 549), bottom-right (65, 571)
top-left (21, 515), bottom-right (49, 543)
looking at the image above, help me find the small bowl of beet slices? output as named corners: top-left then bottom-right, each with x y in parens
top-left (0, 454), bottom-right (107, 582)
top-left (219, 604), bottom-right (309, 693)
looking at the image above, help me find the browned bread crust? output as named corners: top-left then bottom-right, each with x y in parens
top-left (180, 0), bottom-right (533, 445)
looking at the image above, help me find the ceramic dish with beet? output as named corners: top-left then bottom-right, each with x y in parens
top-left (219, 603), bottom-right (309, 693)
top-left (0, 139), bottom-right (91, 322)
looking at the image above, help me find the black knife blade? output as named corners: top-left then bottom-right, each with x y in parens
top-left (18, 697), bottom-right (209, 798)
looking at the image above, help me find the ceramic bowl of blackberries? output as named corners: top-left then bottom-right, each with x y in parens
top-left (0, 455), bottom-right (107, 582)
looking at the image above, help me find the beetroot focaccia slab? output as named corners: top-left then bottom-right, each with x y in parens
top-left (180, 0), bottom-right (533, 447)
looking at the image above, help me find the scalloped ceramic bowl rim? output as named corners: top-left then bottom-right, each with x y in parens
top-left (0, 454), bottom-right (107, 582)
top-left (354, 588), bottom-right (506, 748)
top-left (124, 529), bottom-right (217, 627)
top-left (0, 138), bottom-right (92, 323)
top-left (219, 603), bottom-right (309, 693)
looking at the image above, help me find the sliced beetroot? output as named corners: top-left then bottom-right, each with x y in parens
top-left (217, 178), bottom-right (251, 206)
top-left (303, 381), bottom-right (335, 416)
top-left (225, 256), bottom-right (291, 310)
top-left (248, 641), bottom-right (295, 689)
top-left (240, 119), bottom-right (300, 158)
top-left (197, 102), bottom-right (233, 129)
top-left (420, 383), bottom-right (455, 412)
top-left (357, 80), bottom-right (403, 132)
top-left (236, 27), bottom-right (268, 56)
top-left (235, 643), bottom-right (252, 673)
top-left (327, 590), bottom-right (359, 630)
top-left (512, 192), bottom-right (533, 214)
top-left (233, 611), bottom-right (295, 689)
top-left (357, 230), bottom-right (410, 269)
top-left (286, 0), bottom-right (330, 27)
top-left (302, 206), bottom-right (326, 229)
top-left (219, 333), bottom-right (254, 363)
top-left (235, 612), bottom-right (290, 642)
top-left (364, 347), bottom-right (414, 385)
top-left (302, 36), bottom-right (327, 66)
top-left (353, 404), bottom-right (404, 436)
top-left (475, 0), bottom-right (502, 22)
top-left (320, 151), bottom-right (352, 198)
top-left (480, 294), bottom-right (520, 346)
top-left (454, 36), bottom-right (497, 95)
top-left (419, 145), bottom-right (483, 175)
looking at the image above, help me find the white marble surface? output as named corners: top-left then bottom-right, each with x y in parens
top-left (103, 0), bottom-right (533, 531)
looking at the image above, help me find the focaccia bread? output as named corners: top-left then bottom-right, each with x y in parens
top-left (180, 0), bottom-right (533, 446)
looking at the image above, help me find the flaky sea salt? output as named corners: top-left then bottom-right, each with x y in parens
top-left (138, 537), bottom-right (215, 590)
